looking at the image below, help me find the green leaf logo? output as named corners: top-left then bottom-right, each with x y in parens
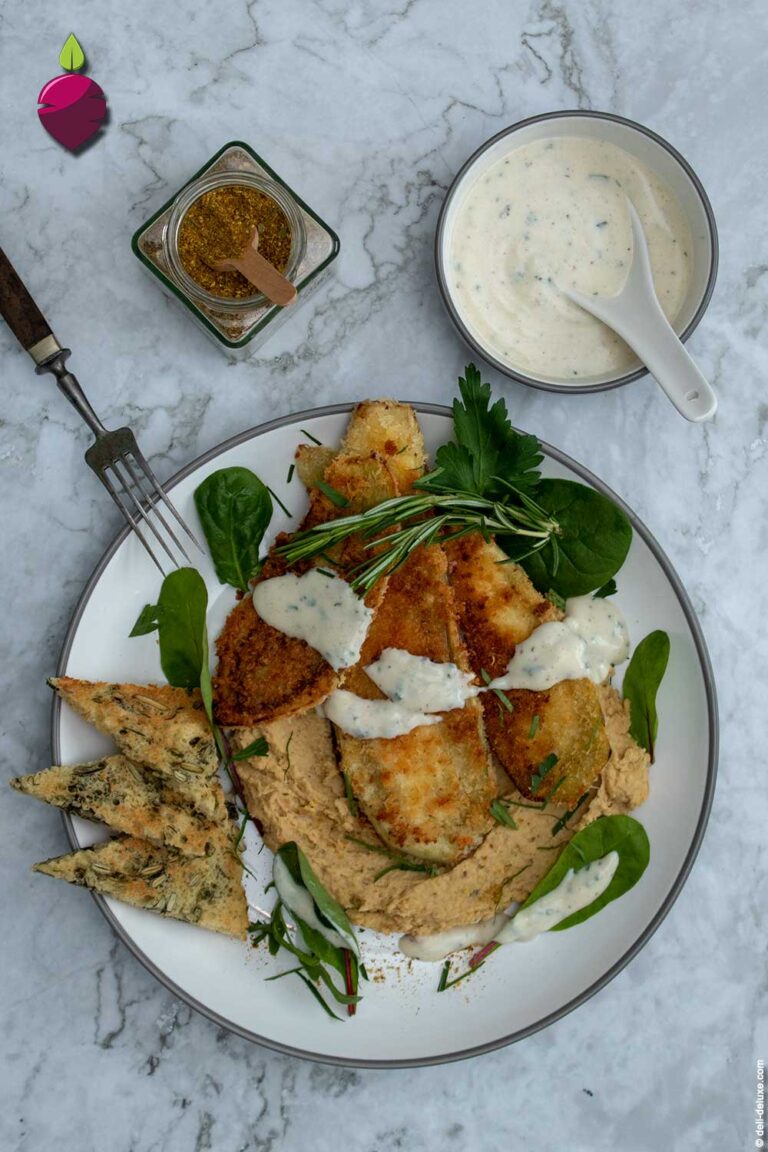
top-left (59, 33), bottom-right (85, 73)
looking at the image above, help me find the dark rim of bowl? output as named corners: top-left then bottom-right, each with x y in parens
top-left (434, 110), bottom-right (720, 394)
top-left (51, 402), bottom-right (718, 1068)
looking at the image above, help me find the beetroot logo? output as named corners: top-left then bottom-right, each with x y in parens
top-left (38, 35), bottom-right (107, 152)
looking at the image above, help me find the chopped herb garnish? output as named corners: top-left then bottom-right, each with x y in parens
top-left (437, 960), bottom-right (450, 992)
top-left (286, 462), bottom-right (295, 484)
top-left (531, 752), bottom-right (559, 793)
top-left (528, 714), bottom-right (540, 739)
top-left (504, 797), bottom-right (547, 811)
top-left (234, 811), bottom-right (248, 849)
top-left (267, 486), bottom-right (292, 518)
top-left (300, 428), bottom-right (322, 445)
top-left (341, 771), bottom-right (358, 818)
top-left (315, 480), bottom-right (350, 508)
top-left (490, 798), bottom-right (518, 828)
top-left (551, 790), bottom-right (592, 836)
top-left (594, 578), bottom-right (617, 598)
top-left (546, 774), bottom-right (568, 802)
top-left (232, 736), bottom-right (269, 761)
top-left (546, 588), bottom-right (567, 612)
top-left (346, 836), bottom-right (440, 880)
top-left (480, 667), bottom-right (514, 716)
top-left (436, 957), bottom-right (488, 992)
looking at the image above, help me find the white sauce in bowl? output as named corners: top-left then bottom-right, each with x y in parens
top-left (446, 136), bottom-right (692, 381)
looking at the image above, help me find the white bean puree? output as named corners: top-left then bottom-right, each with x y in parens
top-left (447, 135), bottom-right (692, 380)
top-left (399, 850), bottom-right (620, 960)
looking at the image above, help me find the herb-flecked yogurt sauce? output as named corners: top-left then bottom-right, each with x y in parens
top-left (447, 136), bottom-right (692, 381)
top-left (489, 594), bottom-right (629, 693)
top-left (399, 850), bottom-right (620, 961)
top-left (251, 570), bottom-right (374, 671)
top-left (321, 597), bottom-right (628, 739)
top-left (251, 577), bottom-right (629, 739)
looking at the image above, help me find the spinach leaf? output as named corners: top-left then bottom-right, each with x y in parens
top-left (155, 568), bottom-right (209, 689)
top-left (194, 467), bottom-right (272, 592)
top-left (417, 365), bottom-right (542, 496)
top-left (594, 578), bottom-right (617, 599)
top-left (622, 630), bottom-right (670, 761)
top-left (129, 603), bottom-right (159, 637)
top-left (521, 814), bottom-right (650, 931)
top-left (504, 479), bottom-right (632, 598)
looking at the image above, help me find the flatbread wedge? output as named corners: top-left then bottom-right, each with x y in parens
top-left (445, 533), bottom-right (611, 807)
top-left (33, 835), bottom-right (248, 938)
top-left (11, 756), bottom-right (228, 857)
top-left (48, 678), bottom-right (222, 817)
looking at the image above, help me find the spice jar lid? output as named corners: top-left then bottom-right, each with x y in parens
top-left (163, 171), bottom-right (307, 313)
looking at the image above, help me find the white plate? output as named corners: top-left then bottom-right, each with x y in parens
top-left (52, 404), bottom-right (717, 1066)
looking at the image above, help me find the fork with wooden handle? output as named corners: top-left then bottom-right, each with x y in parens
top-left (0, 245), bottom-right (202, 573)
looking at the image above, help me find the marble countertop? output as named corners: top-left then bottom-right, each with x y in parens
top-left (1, 1), bottom-right (764, 1148)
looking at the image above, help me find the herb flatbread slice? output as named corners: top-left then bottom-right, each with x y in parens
top-left (49, 678), bottom-right (220, 815)
top-left (33, 835), bottom-right (248, 938)
top-left (10, 756), bottom-right (228, 857)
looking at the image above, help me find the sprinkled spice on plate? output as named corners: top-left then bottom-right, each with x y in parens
top-left (178, 184), bottom-right (292, 299)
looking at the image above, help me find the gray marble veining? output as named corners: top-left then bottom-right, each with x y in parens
top-left (1, 1), bottom-right (765, 1148)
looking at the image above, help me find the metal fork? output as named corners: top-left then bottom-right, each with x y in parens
top-left (0, 246), bottom-right (202, 574)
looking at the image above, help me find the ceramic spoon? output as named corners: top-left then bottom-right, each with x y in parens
top-left (211, 225), bottom-right (297, 307)
top-left (560, 200), bottom-right (717, 422)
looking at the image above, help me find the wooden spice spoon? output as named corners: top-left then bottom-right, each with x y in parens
top-left (210, 225), bottom-right (297, 307)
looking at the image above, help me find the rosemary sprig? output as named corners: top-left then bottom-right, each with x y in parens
top-left (275, 490), bottom-right (559, 593)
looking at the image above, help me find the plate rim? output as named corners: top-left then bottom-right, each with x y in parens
top-left (50, 401), bottom-right (719, 1068)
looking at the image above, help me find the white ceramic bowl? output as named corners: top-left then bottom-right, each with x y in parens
top-left (435, 111), bottom-right (718, 393)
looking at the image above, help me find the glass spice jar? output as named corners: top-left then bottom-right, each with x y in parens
top-left (131, 141), bottom-right (340, 353)
top-left (165, 171), bottom-right (305, 312)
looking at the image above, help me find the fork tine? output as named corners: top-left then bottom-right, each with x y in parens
top-left (131, 447), bottom-right (203, 551)
top-left (108, 458), bottom-right (180, 569)
top-left (119, 453), bottom-right (193, 566)
top-left (99, 468), bottom-right (167, 576)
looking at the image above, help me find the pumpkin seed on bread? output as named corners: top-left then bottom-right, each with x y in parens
top-left (49, 677), bottom-right (220, 816)
top-left (11, 755), bottom-right (229, 857)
